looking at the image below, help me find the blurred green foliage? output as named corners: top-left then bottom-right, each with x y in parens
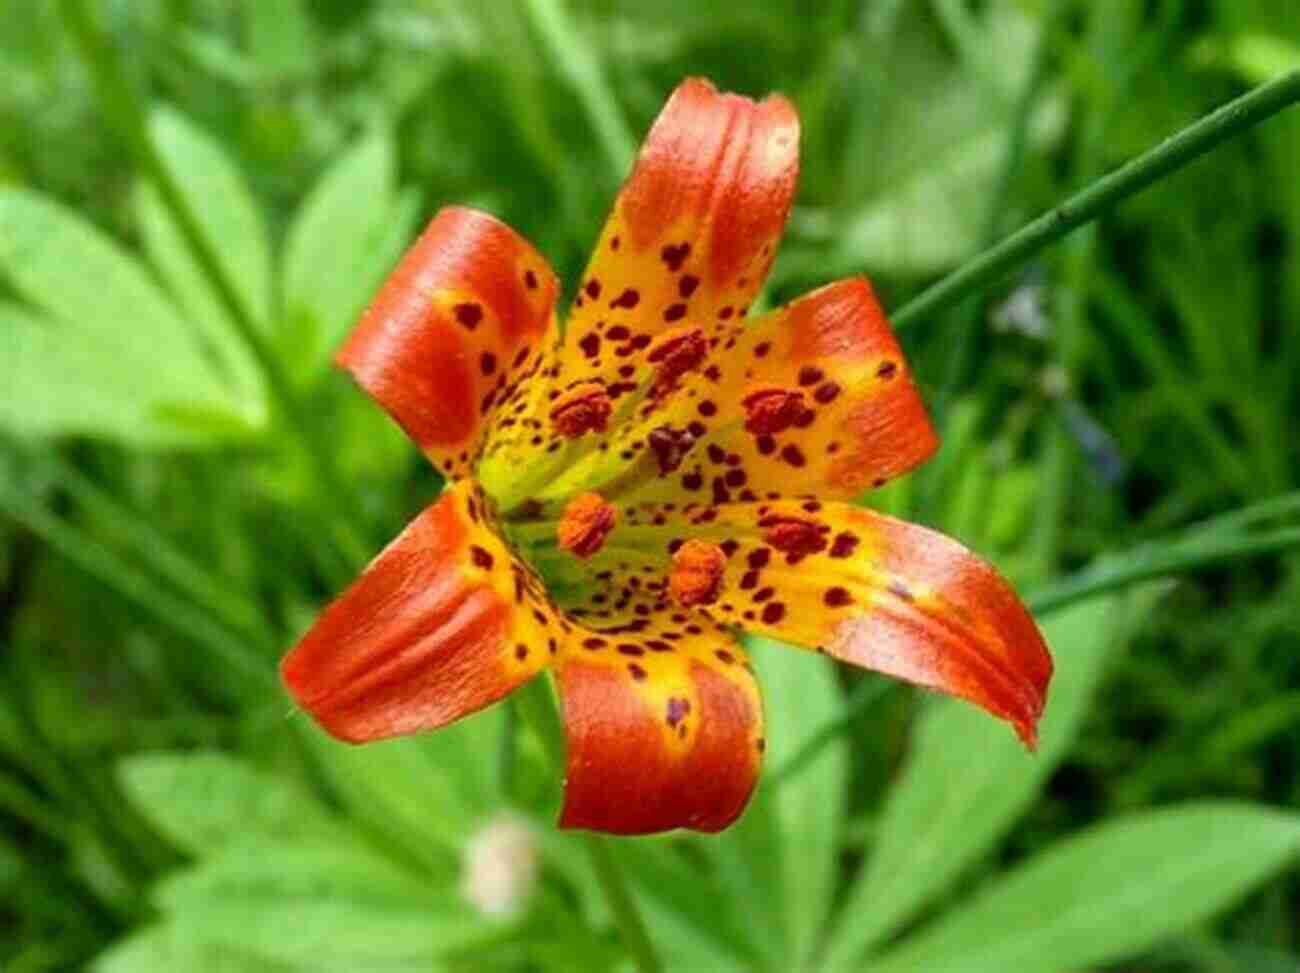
top-left (1, 0), bottom-right (1299, 970)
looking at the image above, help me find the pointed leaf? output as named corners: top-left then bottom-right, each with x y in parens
top-left (710, 640), bottom-right (848, 968)
top-left (822, 592), bottom-right (1142, 968)
top-left (299, 703), bottom-right (505, 870)
top-left (117, 752), bottom-right (343, 856)
top-left (94, 926), bottom-right (296, 973)
top-left (0, 190), bottom-right (234, 443)
top-left (137, 106), bottom-right (272, 415)
top-left (864, 803), bottom-right (1300, 973)
top-left (0, 302), bottom-right (227, 446)
top-left (282, 130), bottom-right (397, 376)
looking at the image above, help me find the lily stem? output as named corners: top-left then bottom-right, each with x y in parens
top-left (59, 0), bottom-right (371, 572)
top-left (582, 834), bottom-right (665, 973)
top-left (512, 678), bottom-right (664, 973)
top-left (891, 69), bottom-right (1300, 331)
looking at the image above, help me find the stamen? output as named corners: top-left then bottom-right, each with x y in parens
top-left (647, 326), bottom-right (708, 397)
top-left (669, 539), bottom-right (727, 606)
top-left (742, 386), bottom-right (806, 435)
top-left (758, 513), bottom-right (829, 558)
top-left (557, 492), bottom-right (618, 559)
top-left (550, 382), bottom-right (612, 438)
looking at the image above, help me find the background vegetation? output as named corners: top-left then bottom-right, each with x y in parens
top-left (2, 1), bottom-right (1299, 970)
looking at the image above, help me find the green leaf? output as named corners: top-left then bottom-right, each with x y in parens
top-left (244, 0), bottom-right (317, 81)
top-left (153, 838), bottom-right (434, 911)
top-left (94, 926), bottom-right (296, 973)
top-left (821, 592), bottom-right (1142, 968)
top-left (281, 130), bottom-right (398, 378)
top-left (154, 839), bottom-right (498, 969)
top-left (0, 302), bottom-right (214, 446)
top-left (538, 830), bottom-right (754, 972)
top-left (136, 106), bottom-right (272, 416)
top-left (117, 751), bottom-right (343, 856)
top-left (709, 640), bottom-right (848, 969)
top-left (863, 803), bottom-right (1300, 973)
top-left (0, 191), bottom-right (236, 444)
top-left (811, 3), bottom-right (1065, 278)
top-left (300, 704), bottom-right (505, 871)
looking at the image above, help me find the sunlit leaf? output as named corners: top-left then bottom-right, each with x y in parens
top-left (862, 803), bottom-right (1300, 973)
top-left (118, 752), bottom-right (344, 856)
top-left (821, 592), bottom-right (1144, 968)
top-left (0, 191), bottom-right (241, 444)
top-left (137, 106), bottom-right (272, 417)
top-left (282, 129), bottom-right (398, 378)
top-left (708, 640), bottom-right (848, 968)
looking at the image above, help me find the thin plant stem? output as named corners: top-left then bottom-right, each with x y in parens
top-left (37, 451), bottom-right (271, 648)
top-left (511, 678), bottom-right (663, 973)
top-left (583, 835), bottom-right (665, 973)
top-left (1025, 527), bottom-right (1300, 616)
top-left (891, 70), bottom-right (1300, 332)
top-left (58, 0), bottom-right (371, 571)
top-left (0, 488), bottom-right (272, 697)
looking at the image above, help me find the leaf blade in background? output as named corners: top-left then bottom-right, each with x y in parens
top-left (281, 129), bottom-right (399, 378)
top-left (709, 640), bottom-right (849, 970)
top-left (137, 105), bottom-right (273, 417)
top-left (786, 1), bottom-right (1064, 282)
top-left (93, 926), bottom-right (297, 973)
top-left (117, 752), bottom-right (343, 857)
top-left (0, 190), bottom-right (237, 444)
top-left (244, 0), bottom-right (317, 82)
top-left (299, 704), bottom-right (505, 872)
top-left (862, 802), bottom-right (1300, 973)
top-left (821, 591), bottom-right (1143, 968)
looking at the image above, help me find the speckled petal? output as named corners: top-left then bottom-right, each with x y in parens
top-left (555, 618), bottom-right (763, 834)
top-left (582, 500), bottom-right (1051, 746)
top-left (499, 79), bottom-right (801, 512)
top-left (337, 207), bottom-right (559, 481)
top-left (595, 278), bottom-right (938, 505)
top-left (281, 480), bottom-right (568, 743)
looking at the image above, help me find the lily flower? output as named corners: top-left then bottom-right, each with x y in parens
top-left (281, 79), bottom-right (1052, 835)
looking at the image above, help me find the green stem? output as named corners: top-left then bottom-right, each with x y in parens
top-left (583, 835), bottom-right (665, 973)
top-left (0, 488), bottom-right (271, 697)
top-left (891, 70), bottom-right (1300, 331)
top-left (39, 451), bottom-right (271, 648)
top-left (58, 0), bottom-right (370, 571)
top-left (512, 678), bottom-right (663, 973)
top-left (1025, 527), bottom-right (1300, 616)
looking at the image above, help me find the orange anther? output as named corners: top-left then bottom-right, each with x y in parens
top-left (557, 493), bottom-right (618, 559)
top-left (669, 539), bottom-right (727, 606)
top-left (550, 382), bottom-right (612, 438)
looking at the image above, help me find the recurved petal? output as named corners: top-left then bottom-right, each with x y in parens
top-left (281, 480), bottom-right (567, 743)
top-left (336, 206), bottom-right (559, 480)
top-left (602, 500), bottom-right (1051, 745)
top-left (555, 622), bottom-right (763, 835)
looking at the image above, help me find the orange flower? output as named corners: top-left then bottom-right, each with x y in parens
top-left (281, 79), bottom-right (1052, 835)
